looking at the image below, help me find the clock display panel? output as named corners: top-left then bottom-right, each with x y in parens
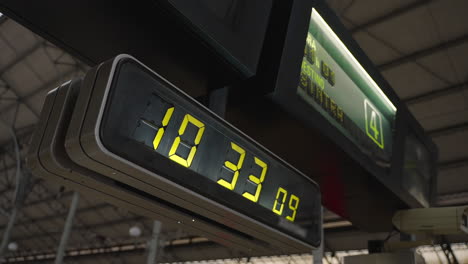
top-left (98, 59), bottom-right (321, 245)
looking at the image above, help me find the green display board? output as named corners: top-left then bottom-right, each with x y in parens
top-left (297, 9), bottom-right (396, 163)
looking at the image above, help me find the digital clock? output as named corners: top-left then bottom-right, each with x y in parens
top-left (63, 55), bottom-right (321, 251)
top-left (27, 78), bottom-right (284, 254)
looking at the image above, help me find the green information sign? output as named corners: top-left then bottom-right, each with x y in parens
top-left (297, 8), bottom-right (396, 163)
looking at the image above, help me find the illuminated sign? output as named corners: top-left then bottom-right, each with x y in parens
top-left (297, 9), bottom-right (396, 162)
top-left (61, 55), bottom-right (321, 250)
top-left (28, 80), bottom-right (284, 254)
top-left (244, 1), bottom-right (427, 228)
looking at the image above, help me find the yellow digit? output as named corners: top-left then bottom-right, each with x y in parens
top-left (242, 157), bottom-right (267, 203)
top-left (218, 142), bottom-right (245, 190)
top-left (272, 187), bottom-right (287, 215)
top-left (169, 114), bottom-right (205, 168)
top-left (286, 195), bottom-right (300, 222)
top-left (370, 111), bottom-right (379, 139)
top-left (152, 107), bottom-right (174, 150)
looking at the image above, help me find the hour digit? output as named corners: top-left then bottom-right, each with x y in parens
top-left (272, 187), bottom-right (287, 215)
top-left (152, 107), bottom-right (174, 150)
top-left (218, 142), bottom-right (246, 190)
top-left (168, 114), bottom-right (205, 168)
top-left (242, 157), bottom-right (267, 203)
top-left (286, 195), bottom-right (300, 222)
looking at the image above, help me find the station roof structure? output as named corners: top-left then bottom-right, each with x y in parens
top-left (0, 0), bottom-right (467, 263)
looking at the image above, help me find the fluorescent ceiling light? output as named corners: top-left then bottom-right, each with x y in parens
top-left (311, 8), bottom-right (397, 113)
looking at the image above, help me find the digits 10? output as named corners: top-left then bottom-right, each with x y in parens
top-left (152, 106), bottom-right (204, 168)
top-left (149, 104), bottom-right (299, 222)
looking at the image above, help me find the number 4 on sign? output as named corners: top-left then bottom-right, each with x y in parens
top-left (370, 111), bottom-right (379, 139)
top-left (364, 99), bottom-right (384, 149)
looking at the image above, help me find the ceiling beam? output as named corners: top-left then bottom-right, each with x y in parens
top-left (0, 181), bottom-right (71, 212)
top-left (404, 81), bottom-right (468, 105)
top-left (0, 42), bottom-right (44, 77)
top-left (4, 243), bottom-right (147, 263)
top-left (0, 204), bottom-right (110, 231)
top-left (438, 156), bottom-right (468, 170)
top-left (438, 191), bottom-right (468, 206)
top-left (0, 78), bottom-right (40, 119)
top-left (378, 33), bottom-right (468, 72)
top-left (428, 121), bottom-right (468, 138)
top-left (11, 211), bottom-right (359, 248)
top-left (350, 0), bottom-right (433, 34)
top-left (0, 124), bottom-right (35, 148)
top-left (12, 216), bottom-right (144, 242)
top-left (0, 15), bottom-right (6, 26)
top-left (0, 66), bottom-right (80, 117)
top-left (3, 239), bottom-right (225, 263)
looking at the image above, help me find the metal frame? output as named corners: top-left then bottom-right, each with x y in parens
top-left (441, 236), bottom-right (460, 264)
top-left (54, 191), bottom-right (79, 264)
top-left (350, 0), bottom-right (434, 34)
top-left (405, 81), bottom-right (468, 105)
top-left (379, 33), bottom-right (468, 71)
top-left (146, 221), bottom-right (162, 264)
top-left (64, 55), bottom-right (321, 252)
top-left (26, 77), bottom-right (292, 255)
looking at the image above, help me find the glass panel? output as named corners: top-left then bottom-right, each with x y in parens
top-left (296, 9), bottom-right (397, 165)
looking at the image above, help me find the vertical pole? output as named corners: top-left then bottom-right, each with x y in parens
top-left (0, 207), bottom-right (18, 258)
top-left (312, 206), bottom-right (324, 264)
top-left (440, 236), bottom-right (459, 264)
top-left (55, 191), bottom-right (80, 264)
top-left (147, 221), bottom-right (162, 264)
top-left (0, 122), bottom-right (24, 258)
